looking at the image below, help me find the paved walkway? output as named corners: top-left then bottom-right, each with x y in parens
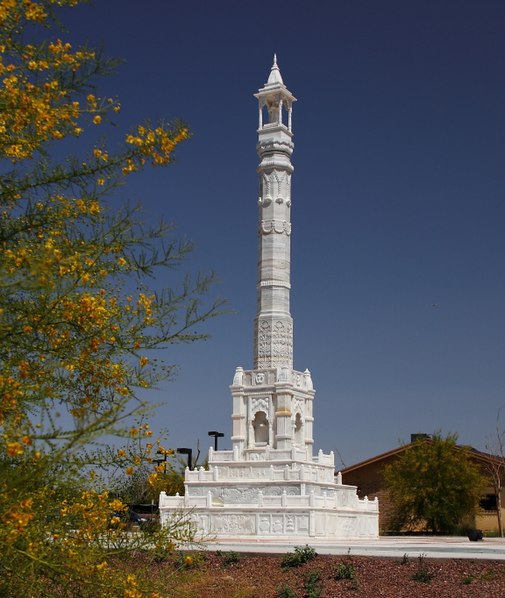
top-left (204, 536), bottom-right (505, 560)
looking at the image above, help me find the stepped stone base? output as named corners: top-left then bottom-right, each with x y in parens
top-left (159, 447), bottom-right (378, 540)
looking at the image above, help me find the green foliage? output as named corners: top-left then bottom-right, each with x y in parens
top-left (275, 584), bottom-right (296, 598)
top-left (0, 1), bottom-right (222, 596)
top-left (219, 550), bottom-right (241, 567)
top-left (411, 554), bottom-right (434, 583)
top-left (304, 570), bottom-right (322, 597)
top-left (108, 452), bottom-right (185, 505)
top-left (281, 544), bottom-right (318, 569)
top-left (335, 561), bottom-right (356, 580)
top-left (384, 432), bottom-right (486, 533)
top-left (174, 551), bottom-right (206, 570)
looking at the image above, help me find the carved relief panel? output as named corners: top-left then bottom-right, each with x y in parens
top-left (256, 318), bottom-right (293, 369)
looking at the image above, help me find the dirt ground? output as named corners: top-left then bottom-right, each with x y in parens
top-left (156, 551), bottom-right (505, 597)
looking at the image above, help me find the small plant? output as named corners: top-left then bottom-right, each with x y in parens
top-left (398, 553), bottom-right (409, 565)
top-left (335, 561), bottom-right (356, 580)
top-left (221, 551), bottom-right (241, 567)
top-left (412, 554), bottom-right (433, 583)
top-left (281, 544), bottom-right (317, 569)
top-left (153, 539), bottom-right (176, 563)
top-left (334, 548), bottom-right (357, 582)
top-left (304, 570), bottom-right (322, 598)
top-left (462, 575), bottom-right (475, 585)
top-left (275, 584), bottom-right (296, 598)
top-left (174, 551), bottom-right (206, 570)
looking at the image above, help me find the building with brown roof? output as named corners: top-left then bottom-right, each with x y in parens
top-left (341, 434), bottom-right (505, 534)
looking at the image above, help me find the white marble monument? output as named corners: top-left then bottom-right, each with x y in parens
top-left (159, 57), bottom-right (379, 540)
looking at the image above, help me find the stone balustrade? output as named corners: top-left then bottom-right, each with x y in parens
top-left (159, 489), bottom-right (378, 513)
top-left (184, 462), bottom-right (337, 484)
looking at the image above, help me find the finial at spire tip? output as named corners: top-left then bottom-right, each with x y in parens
top-left (266, 53), bottom-right (284, 85)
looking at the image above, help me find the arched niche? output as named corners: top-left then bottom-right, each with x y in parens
top-left (294, 412), bottom-right (303, 446)
top-left (253, 411), bottom-right (269, 445)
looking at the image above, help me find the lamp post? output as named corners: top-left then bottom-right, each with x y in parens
top-left (176, 447), bottom-right (193, 470)
top-left (208, 430), bottom-right (224, 451)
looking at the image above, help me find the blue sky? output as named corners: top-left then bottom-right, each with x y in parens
top-left (61, 0), bottom-right (504, 466)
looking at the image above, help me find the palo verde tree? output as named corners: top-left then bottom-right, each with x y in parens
top-left (384, 433), bottom-right (486, 534)
top-left (0, 1), bottom-right (221, 596)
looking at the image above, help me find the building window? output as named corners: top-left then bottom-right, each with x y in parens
top-left (480, 494), bottom-right (497, 511)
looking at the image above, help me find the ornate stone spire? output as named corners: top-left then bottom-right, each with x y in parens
top-left (267, 54), bottom-right (284, 85)
top-left (253, 59), bottom-right (296, 370)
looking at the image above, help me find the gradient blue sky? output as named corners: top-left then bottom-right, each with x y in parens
top-left (62, 0), bottom-right (504, 466)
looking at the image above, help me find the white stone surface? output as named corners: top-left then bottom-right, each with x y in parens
top-left (199, 537), bottom-right (505, 560)
top-left (159, 58), bottom-right (379, 541)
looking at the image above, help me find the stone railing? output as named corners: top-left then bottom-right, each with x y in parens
top-left (184, 463), bottom-right (336, 484)
top-left (159, 489), bottom-right (378, 513)
top-left (208, 446), bottom-right (334, 466)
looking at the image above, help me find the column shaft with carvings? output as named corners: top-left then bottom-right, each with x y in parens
top-left (253, 57), bottom-right (296, 370)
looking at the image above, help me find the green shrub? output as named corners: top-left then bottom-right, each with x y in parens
top-left (281, 544), bottom-right (317, 569)
top-left (304, 570), bottom-right (322, 597)
top-left (275, 583), bottom-right (296, 598)
top-left (335, 561), bottom-right (356, 580)
top-left (220, 551), bottom-right (241, 567)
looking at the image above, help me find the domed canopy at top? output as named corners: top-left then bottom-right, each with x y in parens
top-left (255, 54), bottom-right (296, 107)
top-left (267, 54), bottom-right (284, 86)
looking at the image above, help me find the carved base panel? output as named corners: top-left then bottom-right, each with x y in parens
top-left (160, 503), bottom-right (379, 539)
top-left (162, 507), bottom-right (378, 539)
top-left (199, 512), bottom-right (309, 536)
top-left (160, 462), bottom-right (379, 540)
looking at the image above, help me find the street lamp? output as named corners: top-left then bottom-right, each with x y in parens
top-left (208, 430), bottom-right (224, 451)
top-left (176, 447), bottom-right (193, 469)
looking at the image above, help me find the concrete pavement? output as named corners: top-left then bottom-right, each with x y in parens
top-left (203, 536), bottom-right (505, 560)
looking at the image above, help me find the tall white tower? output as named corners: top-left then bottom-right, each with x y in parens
top-left (253, 54), bottom-right (295, 371)
top-left (230, 56), bottom-right (315, 459)
top-left (159, 59), bottom-right (379, 541)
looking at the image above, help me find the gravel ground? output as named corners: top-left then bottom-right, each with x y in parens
top-left (163, 552), bottom-right (505, 597)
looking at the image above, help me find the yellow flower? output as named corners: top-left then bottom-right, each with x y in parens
top-left (6, 442), bottom-right (24, 457)
top-left (93, 115), bottom-right (102, 125)
top-left (109, 498), bottom-right (125, 511)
